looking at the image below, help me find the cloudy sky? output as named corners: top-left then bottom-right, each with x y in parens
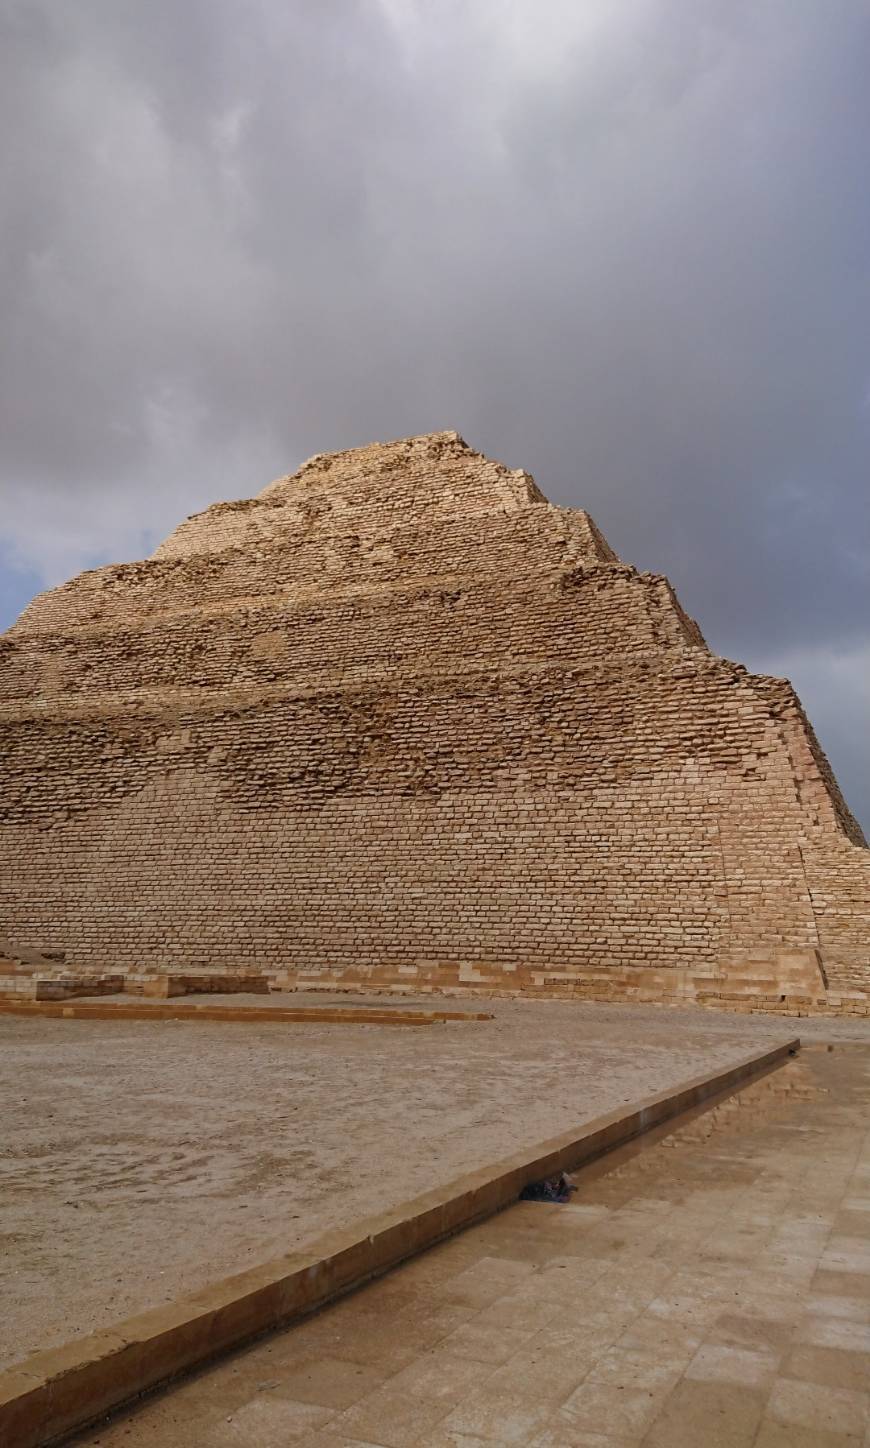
top-left (1, 0), bottom-right (868, 826)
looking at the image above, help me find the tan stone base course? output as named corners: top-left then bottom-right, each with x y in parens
top-left (0, 1036), bottom-right (797, 1448)
top-left (3, 948), bottom-right (867, 1015)
top-left (271, 949), bottom-right (870, 1017)
top-left (0, 999), bottom-right (492, 1027)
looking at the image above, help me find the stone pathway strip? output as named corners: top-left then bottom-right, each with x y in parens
top-left (68, 1042), bottom-right (870, 1447)
top-left (0, 1000), bottom-right (494, 1026)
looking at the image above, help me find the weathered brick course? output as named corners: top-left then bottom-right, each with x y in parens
top-left (0, 431), bottom-right (866, 1006)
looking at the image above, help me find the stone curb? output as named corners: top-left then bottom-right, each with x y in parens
top-left (0, 1001), bottom-right (493, 1026)
top-left (0, 1035), bottom-right (798, 1447)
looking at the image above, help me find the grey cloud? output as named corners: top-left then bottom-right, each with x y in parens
top-left (0, 0), bottom-right (868, 822)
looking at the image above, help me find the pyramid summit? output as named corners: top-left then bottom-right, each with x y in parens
top-left (1, 431), bottom-right (867, 1010)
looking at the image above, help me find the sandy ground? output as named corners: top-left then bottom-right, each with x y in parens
top-left (1, 995), bottom-right (865, 1369)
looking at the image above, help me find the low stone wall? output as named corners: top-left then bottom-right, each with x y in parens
top-left (129, 971), bottom-right (271, 998)
top-left (0, 974), bottom-right (124, 1002)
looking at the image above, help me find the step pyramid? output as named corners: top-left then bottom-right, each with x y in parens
top-left (1, 431), bottom-right (867, 1010)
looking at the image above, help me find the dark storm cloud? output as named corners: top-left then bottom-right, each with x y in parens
top-left (1, 0), bottom-right (868, 821)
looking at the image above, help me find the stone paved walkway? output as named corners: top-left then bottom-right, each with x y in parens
top-left (74, 1043), bottom-right (870, 1447)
